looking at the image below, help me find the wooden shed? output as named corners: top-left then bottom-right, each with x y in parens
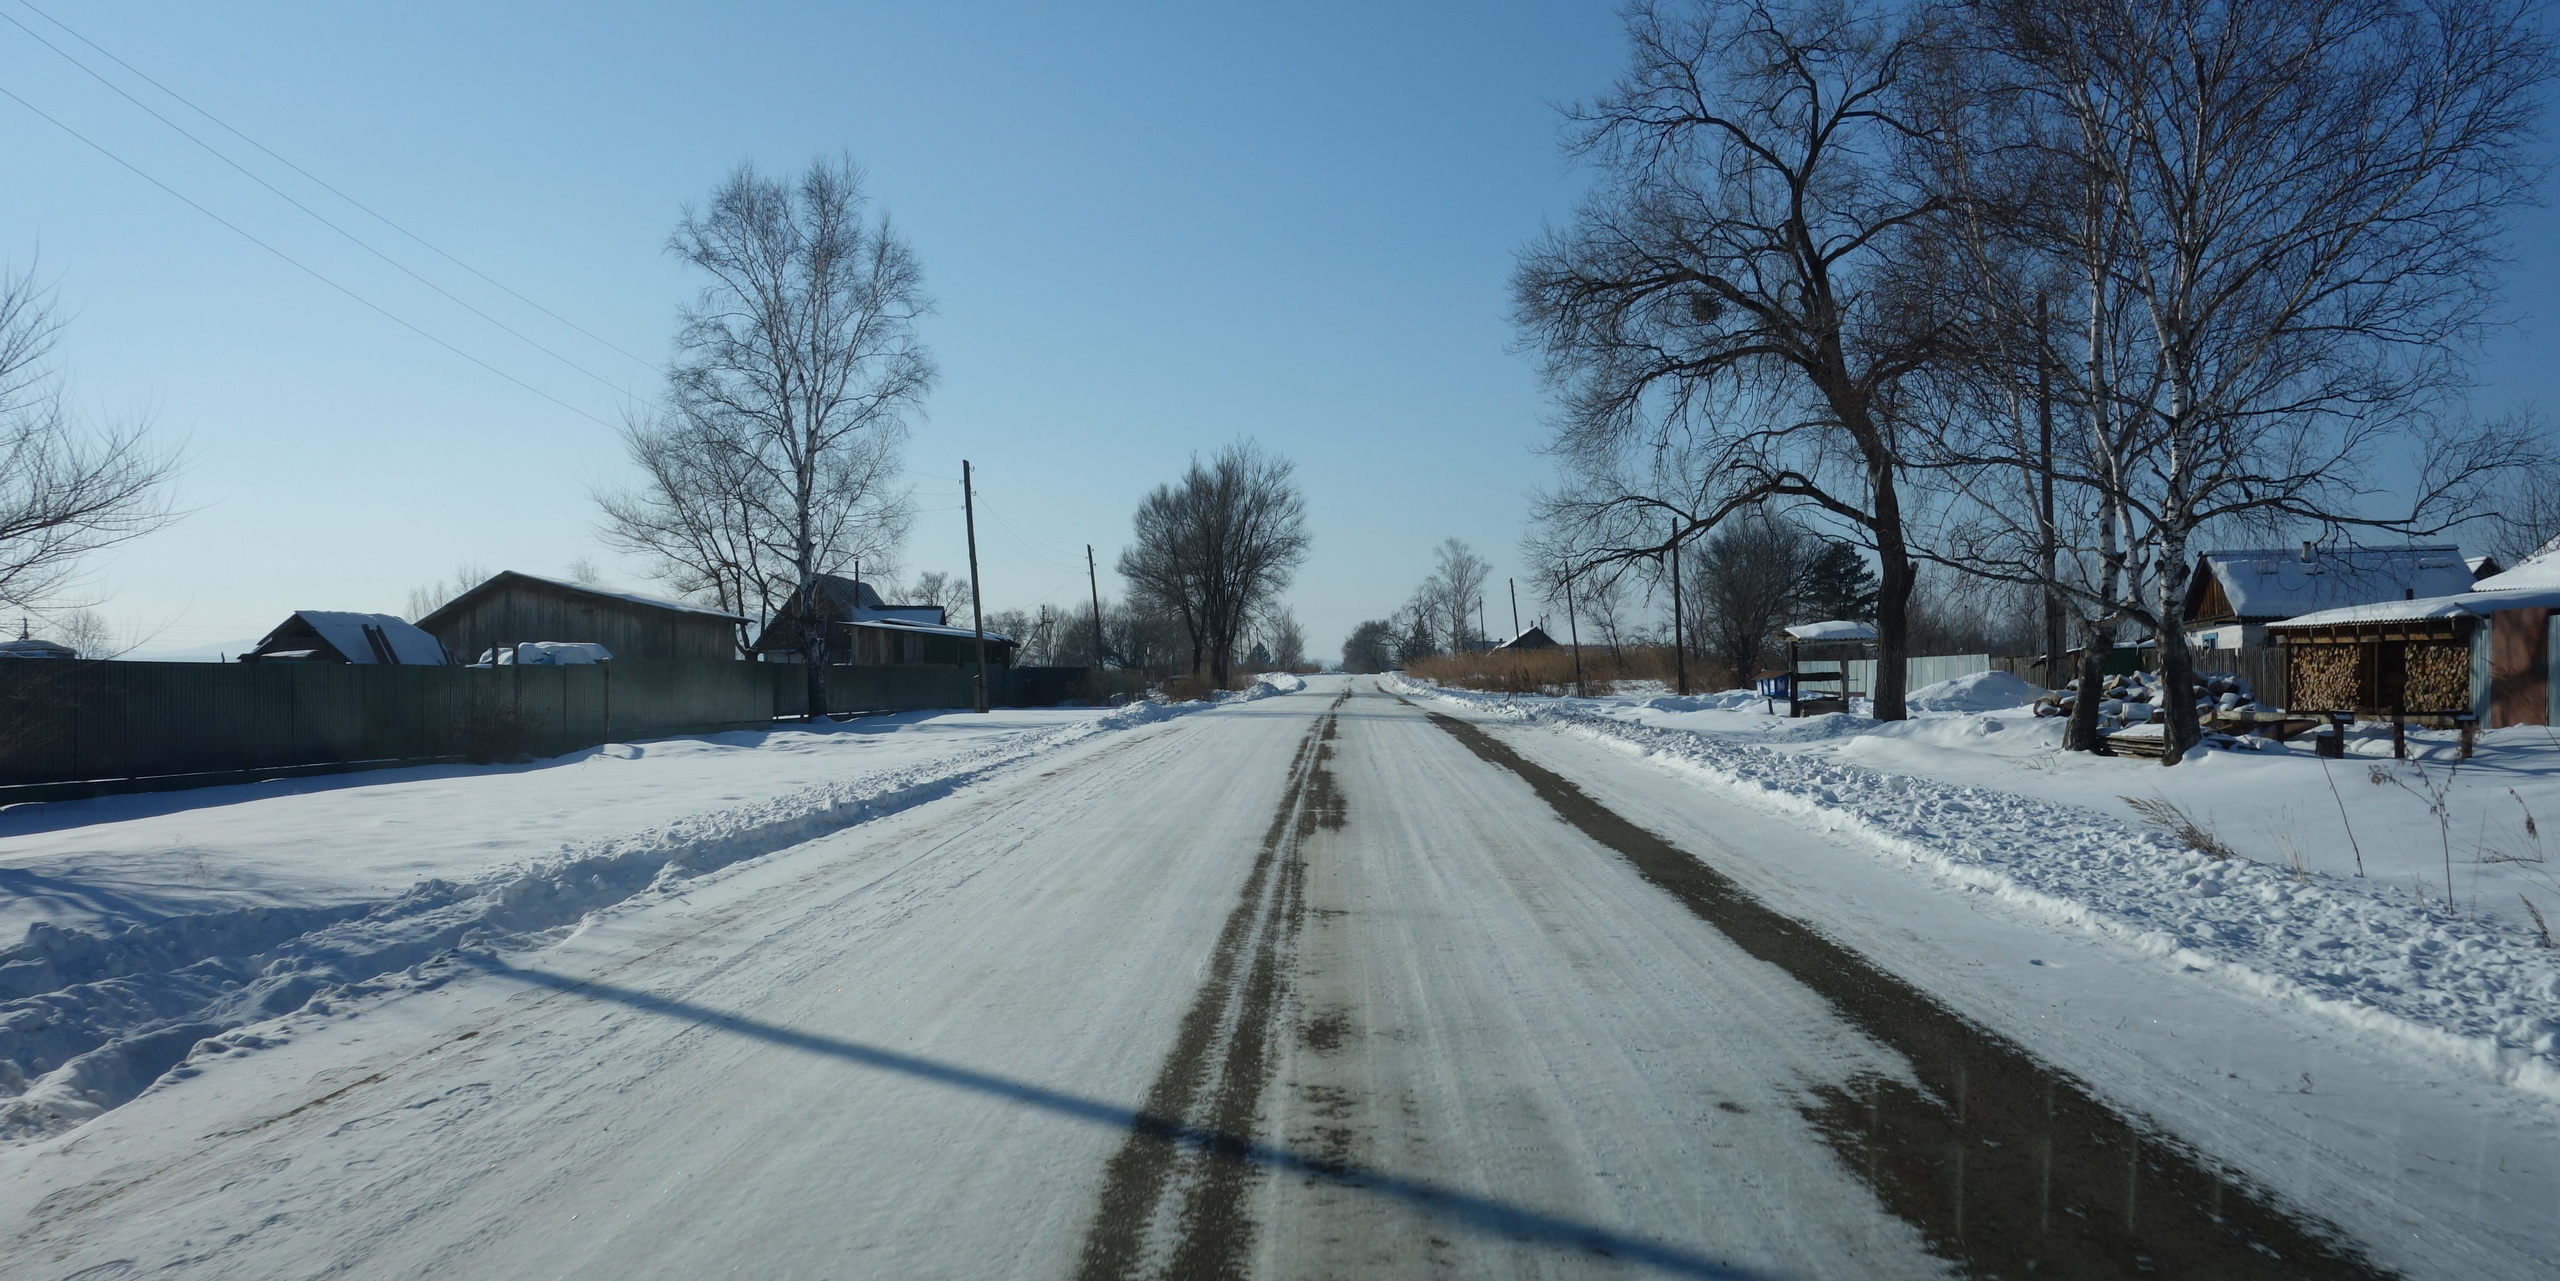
top-left (2267, 584), bottom-right (2560, 727)
top-left (415, 572), bottom-right (748, 664)
top-left (750, 575), bottom-right (1017, 669)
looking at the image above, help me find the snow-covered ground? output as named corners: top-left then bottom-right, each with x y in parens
top-left (0, 686), bottom-right (1290, 1142)
top-left (1392, 672), bottom-right (2560, 1107)
top-left (2, 672), bottom-right (2553, 1277)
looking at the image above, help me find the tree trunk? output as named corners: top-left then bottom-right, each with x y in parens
top-left (1869, 471), bottom-right (1913, 722)
top-left (2154, 528), bottom-right (2201, 765)
top-left (2065, 621), bottom-right (2109, 752)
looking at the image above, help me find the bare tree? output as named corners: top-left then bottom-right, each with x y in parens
top-left (0, 264), bottom-right (179, 612)
top-left (1117, 442), bottom-right (1312, 687)
top-left (1410, 538), bottom-right (1492, 651)
top-left (907, 570), bottom-right (972, 620)
top-left (1691, 509), bottom-right (1821, 681)
top-left (1515, 0), bottom-right (1954, 720)
top-left (596, 157), bottom-right (932, 694)
top-left (1932, 0), bottom-right (2552, 760)
top-left (1262, 606), bottom-right (1308, 670)
top-left (1341, 619), bottom-right (1397, 674)
top-left (406, 561), bottom-right (494, 623)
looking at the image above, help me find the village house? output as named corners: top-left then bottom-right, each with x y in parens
top-left (750, 575), bottom-right (1018, 668)
top-left (240, 611), bottom-right (447, 664)
top-left (2182, 544), bottom-right (2477, 652)
top-left (415, 572), bottom-right (749, 664)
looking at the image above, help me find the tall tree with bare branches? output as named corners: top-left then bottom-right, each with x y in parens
top-left (1116, 442), bottom-right (1310, 687)
top-left (1923, 0), bottom-right (2551, 760)
top-left (597, 157), bottom-right (931, 697)
top-left (1515, 0), bottom-right (1954, 720)
top-left (0, 262), bottom-right (178, 614)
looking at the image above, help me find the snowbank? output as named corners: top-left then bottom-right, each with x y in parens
top-left (1903, 669), bottom-right (2042, 713)
top-left (1391, 675), bottom-right (2560, 1102)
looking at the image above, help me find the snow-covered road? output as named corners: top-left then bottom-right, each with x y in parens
top-left (0, 677), bottom-right (2531, 1277)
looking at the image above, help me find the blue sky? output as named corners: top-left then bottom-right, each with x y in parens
top-left (4, 2), bottom-right (2556, 659)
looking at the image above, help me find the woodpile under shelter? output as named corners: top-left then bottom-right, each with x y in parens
top-left (241, 611), bottom-right (447, 665)
top-left (415, 572), bottom-right (748, 664)
top-left (2268, 545), bottom-right (2560, 727)
top-left (2183, 544), bottom-right (2476, 652)
top-left (750, 575), bottom-right (1017, 669)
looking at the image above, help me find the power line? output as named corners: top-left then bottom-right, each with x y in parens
top-left (0, 84), bottom-right (618, 429)
top-left (0, 7), bottom-right (643, 399)
top-left (17, 0), bottom-right (661, 375)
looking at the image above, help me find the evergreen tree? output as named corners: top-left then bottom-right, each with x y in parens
top-left (1795, 543), bottom-right (1879, 622)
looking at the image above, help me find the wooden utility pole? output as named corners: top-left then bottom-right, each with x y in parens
top-left (1669, 518), bottom-right (1688, 696)
top-left (1564, 568), bottom-right (1586, 698)
top-left (1508, 578), bottom-right (1520, 640)
top-left (1086, 544), bottom-right (1107, 671)
top-left (963, 460), bottom-right (989, 713)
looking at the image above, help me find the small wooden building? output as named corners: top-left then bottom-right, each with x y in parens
top-left (2183, 544), bottom-right (2474, 652)
top-left (751, 575), bottom-right (1017, 668)
top-left (2268, 584), bottom-right (2560, 726)
top-left (416, 572), bottom-right (748, 664)
top-left (1493, 627), bottom-right (1558, 651)
top-left (241, 611), bottom-right (447, 664)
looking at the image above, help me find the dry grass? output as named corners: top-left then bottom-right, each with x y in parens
top-left (2122, 794), bottom-right (2239, 861)
top-left (1403, 646), bottom-right (1737, 698)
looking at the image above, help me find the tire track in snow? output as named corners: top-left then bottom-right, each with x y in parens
top-left (1075, 694), bottom-right (1344, 1280)
top-left (1422, 707), bottom-right (2391, 1280)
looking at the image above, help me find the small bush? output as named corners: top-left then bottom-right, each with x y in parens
top-left (2122, 794), bottom-right (2238, 861)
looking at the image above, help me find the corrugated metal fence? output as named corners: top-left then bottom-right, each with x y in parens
top-left (0, 660), bottom-right (1147, 801)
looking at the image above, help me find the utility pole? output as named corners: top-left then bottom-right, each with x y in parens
top-left (1086, 544), bottom-right (1107, 672)
top-left (1564, 567), bottom-right (1586, 698)
top-left (2037, 293), bottom-right (2064, 685)
top-left (963, 460), bottom-right (989, 713)
top-left (1508, 578), bottom-right (1520, 640)
top-left (1669, 517), bottom-right (1688, 696)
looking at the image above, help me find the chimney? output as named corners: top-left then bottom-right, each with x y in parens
top-left (2300, 540), bottom-right (2315, 563)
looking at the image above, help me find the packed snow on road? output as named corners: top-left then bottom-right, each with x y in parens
top-left (0, 673), bottom-right (2553, 1278)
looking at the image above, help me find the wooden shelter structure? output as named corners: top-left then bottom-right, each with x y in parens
top-left (416, 572), bottom-right (748, 664)
top-left (1764, 620), bottom-right (1876, 717)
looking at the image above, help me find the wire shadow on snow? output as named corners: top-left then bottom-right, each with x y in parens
top-left (470, 958), bottom-right (1769, 1281)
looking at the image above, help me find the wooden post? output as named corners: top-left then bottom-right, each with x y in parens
top-left (1086, 544), bottom-right (1108, 674)
top-left (2458, 713), bottom-right (2478, 760)
top-left (1564, 569), bottom-right (1586, 698)
top-left (2393, 696), bottom-right (2406, 760)
top-left (1669, 518), bottom-right (1688, 697)
top-left (964, 460), bottom-right (989, 714)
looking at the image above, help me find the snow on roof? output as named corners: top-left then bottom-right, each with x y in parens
top-left (285, 611), bottom-right (448, 664)
top-left (2269, 584), bottom-right (2560, 629)
top-left (1784, 619), bottom-right (1877, 642)
top-left (2191, 545), bottom-right (2473, 620)
top-left (0, 635), bottom-right (75, 658)
top-left (2470, 534), bottom-right (2560, 593)
top-left (847, 616), bottom-right (1014, 645)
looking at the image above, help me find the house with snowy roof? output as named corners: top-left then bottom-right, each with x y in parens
top-left (415, 571), bottom-right (750, 664)
top-left (240, 611), bottom-right (447, 665)
top-left (2180, 544), bottom-right (2476, 651)
top-left (750, 575), bottom-right (1017, 668)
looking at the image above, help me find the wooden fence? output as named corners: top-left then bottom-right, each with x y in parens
top-left (0, 660), bottom-right (1147, 801)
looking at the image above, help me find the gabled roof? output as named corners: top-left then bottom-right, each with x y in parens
top-left (416, 571), bottom-right (749, 630)
top-left (1494, 626), bottom-right (1558, 650)
top-left (2185, 545), bottom-right (2472, 621)
top-left (250, 611), bottom-right (447, 664)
